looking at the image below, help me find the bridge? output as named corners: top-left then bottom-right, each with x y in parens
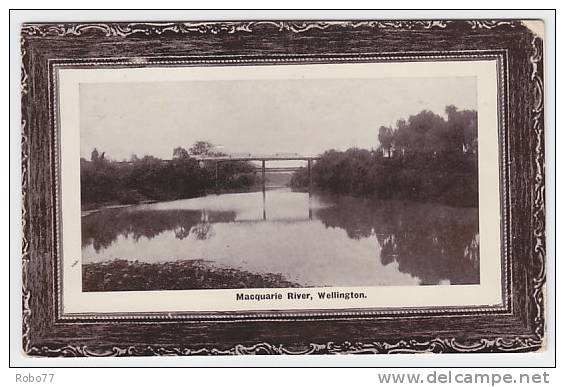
top-left (192, 155), bottom-right (320, 194)
top-left (115, 154), bottom-right (321, 194)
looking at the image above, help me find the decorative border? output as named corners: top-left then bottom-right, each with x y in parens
top-left (529, 36), bottom-right (546, 342)
top-left (20, 33), bottom-right (32, 354)
top-left (20, 20), bottom-right (544, 356)
top-left (20, 20), bottom-right (523, 37)
top-left (26, 337), bottom-right (542, 357)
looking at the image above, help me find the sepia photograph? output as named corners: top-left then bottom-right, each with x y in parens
top-left (54, 60), bottom-right (504, 314)
top-left (19, 18), bottom-right (546, 356)
top-left (79, 75), bottom-right (480, 293)
top-left (51, 57), bottom-right (504, 313)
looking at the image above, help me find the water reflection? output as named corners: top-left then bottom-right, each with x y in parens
top-left (82, 189), bottom-right (479, 288)
top-left (314, 196), bottom-right (479, 285)
top-left (82, 208), bottom-right (236, 252)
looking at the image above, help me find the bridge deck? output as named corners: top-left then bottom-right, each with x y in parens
top-left (260, 167), bottom-right (303, 172)
top-left (195, 156), bottom-right (320, 162)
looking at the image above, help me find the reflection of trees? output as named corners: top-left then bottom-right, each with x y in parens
top-left (190, 212), bottom-right (216, 240)
top-left (315, 197), bottom-right (479, 285)
top-left (81, 208), bottom-right (236, 252)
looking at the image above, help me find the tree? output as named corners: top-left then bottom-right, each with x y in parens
top-left (189, 141), bottom-right (214, 156)
top-left (172, 147), bottom-right (190, 159)
top-left (91, 148), bottom-right (99, 162)
top-left (408, 110), bottom-right (446, 153)
top-left (393, 119), bottom-right (409, 157)
top-left (378, 126), bottom-right (394, 158)
top-left (445, 105), bottom-right (478, 154)
top-left (389, 111), bottom-right (447, 158)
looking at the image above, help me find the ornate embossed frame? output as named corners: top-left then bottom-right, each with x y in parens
top-left (20, 20), bottom-right (545, 356)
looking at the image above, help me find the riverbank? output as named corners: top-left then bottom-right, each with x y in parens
top-left (82, 184), bottom-right (294, 214)
top-left (291, 150), bottom-right (478, 208)
top-left (81, 200), bottom-right (158, 216)
top-left (80, 154), bottom-right (258, 211)
top-left (82, 259), bottom-right (300, 291)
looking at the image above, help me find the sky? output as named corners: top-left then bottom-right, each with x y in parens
top-left (80, 77), bottom-right (477, 161)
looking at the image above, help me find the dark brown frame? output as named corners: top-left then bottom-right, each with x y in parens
top-left (21, 20), bottom-right (545, 356)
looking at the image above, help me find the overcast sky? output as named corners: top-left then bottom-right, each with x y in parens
top-left (80, 77), bottom-right (476, 161)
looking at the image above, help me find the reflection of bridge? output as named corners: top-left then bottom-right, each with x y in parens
top-left (234, 217), bottom-right (313, 224)
top-left (193, 155), bottom-right (320, 194)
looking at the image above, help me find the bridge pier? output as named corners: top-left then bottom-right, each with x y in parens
top-left (261, 160), bottom-right (266, 193)
top-left (202, 155), bottom-right (318, 197)
top-left (262, 188), bottom-right (267, 221)
top-left (308, 159), bottom-right (312, 195)
top-left (215, 161), bottom-right (219, 195)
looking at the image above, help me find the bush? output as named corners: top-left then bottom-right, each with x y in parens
top-left (80, 156), bottom-right (257, 208)
top-left (291, 149), bottom-right (478, 207)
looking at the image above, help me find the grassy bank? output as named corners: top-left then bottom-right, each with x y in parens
top-left (82, 259), bottom-right (300, 291)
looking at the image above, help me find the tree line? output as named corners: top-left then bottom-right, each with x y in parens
top-left (81, 141), bottom-right (257, 209)
top-left (291, 106), bottom-right (478, 207)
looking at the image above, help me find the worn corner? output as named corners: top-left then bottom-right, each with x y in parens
top-left (521, 20), bottom-right (545, 41)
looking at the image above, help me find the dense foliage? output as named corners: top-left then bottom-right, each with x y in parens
top-left (81, 142), bottom-right (257, 209)
top-left (291, 106), bottom-right (478, 207)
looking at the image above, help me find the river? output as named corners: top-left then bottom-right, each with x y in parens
top-left (81, 188), bottom-right (479, 291)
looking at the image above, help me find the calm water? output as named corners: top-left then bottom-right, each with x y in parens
top-left (81, 189), bottom-right (479, 287)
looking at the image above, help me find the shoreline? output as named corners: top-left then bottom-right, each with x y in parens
top-left (82, 259), bottom-right (300, 292)
top-left (82, 186), bottom-right (477, 217)
top-left (81, 186), bottom-right (293, 215)
top-left (81, 200), bottom-right (158, 217)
